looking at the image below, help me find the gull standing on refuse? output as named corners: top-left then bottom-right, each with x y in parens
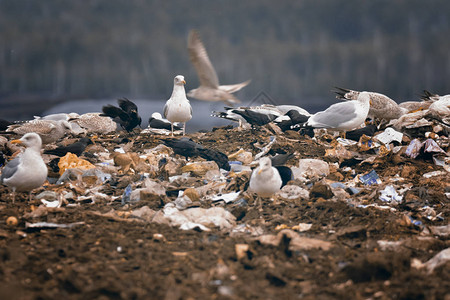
top-left (164, 75), bottom-right (192, 136)
top-left (334, 87), bottom-right (407, 122)
top-left (69, 113), bottom-right (118, 134)
top-left (6, 119), bottom-right (72, 144)
top-left (249, 157), bottom-right (282, 198)
top-left (187, 30), bottom-right (250, 105)
top-left (1, 133), bottom-right (48, 202)
top-left (307, 92), bottom-right (371, 132)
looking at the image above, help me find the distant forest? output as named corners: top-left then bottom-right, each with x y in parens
top-left (1, 0), bottom-right (450, 110)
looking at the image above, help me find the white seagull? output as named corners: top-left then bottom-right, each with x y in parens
top-left (249, 157), bottom-right (282, 198)
top-left (187, 30), bottom-right (250, 105)
top-left (164, 75), bottom-right (192, 136)
top-left (1, 133), bottom-right (48, 202)
top-left (307, 92), bottom-right (371, 131)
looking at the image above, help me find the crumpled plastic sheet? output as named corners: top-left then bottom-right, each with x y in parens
top-left (379, 185), bottom-right (403, 203)
top-left (374, 127), bottom-right (403, 145)
top-left (405, 138), bottom-right (446, 159)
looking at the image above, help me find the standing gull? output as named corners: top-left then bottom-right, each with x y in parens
top-left (249, 157), bottom-right (282, 198)
top-left (164, 75), bottom-right (192, 136)
top-left (69, 113), bottom-right (117, 134)
top-left (334, 87), bottom-right (407, 122)
top-left (187, 30), bottom-right (250, 105)
top-left (1, 133), bottom-right (48, 202)
top-left (307, 92), bottom-right (371, 132)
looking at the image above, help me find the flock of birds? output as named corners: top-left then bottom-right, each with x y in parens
top-left (1, 29), bottom-right (449, 202)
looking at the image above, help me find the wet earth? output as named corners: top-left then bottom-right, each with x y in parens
top-left (0, 126), bottom-right (449, 299)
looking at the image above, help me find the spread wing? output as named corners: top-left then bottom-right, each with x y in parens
top-left (188, 30), bottom-right (219, 88)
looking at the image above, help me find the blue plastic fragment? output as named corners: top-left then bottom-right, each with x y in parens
top-left (330, 182), bottom-right (346, 189)
top-left (122, 184), bottom-right (132, 205)
top-left (359, 170), bottom-right (381, 185)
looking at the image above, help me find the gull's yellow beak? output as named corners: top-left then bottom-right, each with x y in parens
top-left (10, 139), bottom-right (22, 145)
top-left (258, 169), bottom-right (263, 175)
top-left (369, 99), bottom-right (373, 105)
top-left (182, 80), bottom-right (186, 85)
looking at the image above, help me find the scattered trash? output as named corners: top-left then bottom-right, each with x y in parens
top-left (212, 191), bottom-right (241, 203)
top-left (293, 159), bottom-right (330, 179)
top-left (25, 222), bottom-right (85, 229)
top-left (58, 153), bottom-right (96, 175)
top-left (412, 248), bottom-right (450, 274)
top-left (359, 170), bottom-right (382, 185)
top-left (374, 127), bottom-right (403, 145)
top-left (6, 216), bottom-right (18, 227)
top-left (379, 185), bottom-right (403, 203)
top-left (257, 229), bottom-right (333, 251)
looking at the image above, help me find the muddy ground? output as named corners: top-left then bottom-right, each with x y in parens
top-left (0, 127), bottom-right (449, 299)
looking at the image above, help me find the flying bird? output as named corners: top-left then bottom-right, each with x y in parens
top-left (164, 75), bottom-right (192, 136)
top-left (187, 30), bottom-right (250, 105)
top-left (101, 98), bottom-right (142, 132)
top-left (307, 92), bottom-right (371, 132)
top-left (1, 133), bottom-right (48, 202)
top-left (148, 112), bottom-right (182, 131)
top-left (44, 137), bottom-right (93, 157)
top-left (249, 157), bottom-right (282, 198)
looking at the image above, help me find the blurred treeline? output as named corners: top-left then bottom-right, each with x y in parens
top-left (0, 0), bottom-right (449, 107)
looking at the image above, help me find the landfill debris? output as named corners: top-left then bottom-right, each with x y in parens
top-left (25, 221), bottom-right (85, 229)
top-left (293, 159), bottom-right (330, 179)
top-left (257, 229), bottom-right (333, 251)
top-left (6, 216), bottom-right (18, 226)
top-left (379, 185), bottom-right (403, 203)
top-left (0, 102), bottom-right (449, 299)
top-left (374, 127), bottom-right (403, 145)
top-left (58, 153), bottom-right (96, 175)
top-left (212, 191), bottom-right (241, 203)
top-left (411, 248), bottom-right (450, 274)
top-left (359, 170), bottom-right (382, 185)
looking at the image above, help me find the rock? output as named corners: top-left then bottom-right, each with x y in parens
top-left (278, 185), bottom-right (309, 200)
top-left (228, 149), bottom-right (253, 165)
top-left (257, 229), bottom-right (333, 251)
top-left (181, 161), bottom-right (219, 176)
top-left (183, 188), bottom-right (200, 202)
top-left (295, 159), bottom-right (330, 179)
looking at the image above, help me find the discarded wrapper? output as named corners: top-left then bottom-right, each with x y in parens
top-left (359, 170), bottom-right (382, 185)
top-left (374, 128), bottom-right (403, 145)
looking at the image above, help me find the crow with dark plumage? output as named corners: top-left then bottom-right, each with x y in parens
top-left (44, 137), bottom-right (93, 157)
top-left (162, 137), bottom-right (230, 170)
top-left (101, 98), bottom-right (142, 132)
top-left (232, 109), bottom-right (279, 127)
